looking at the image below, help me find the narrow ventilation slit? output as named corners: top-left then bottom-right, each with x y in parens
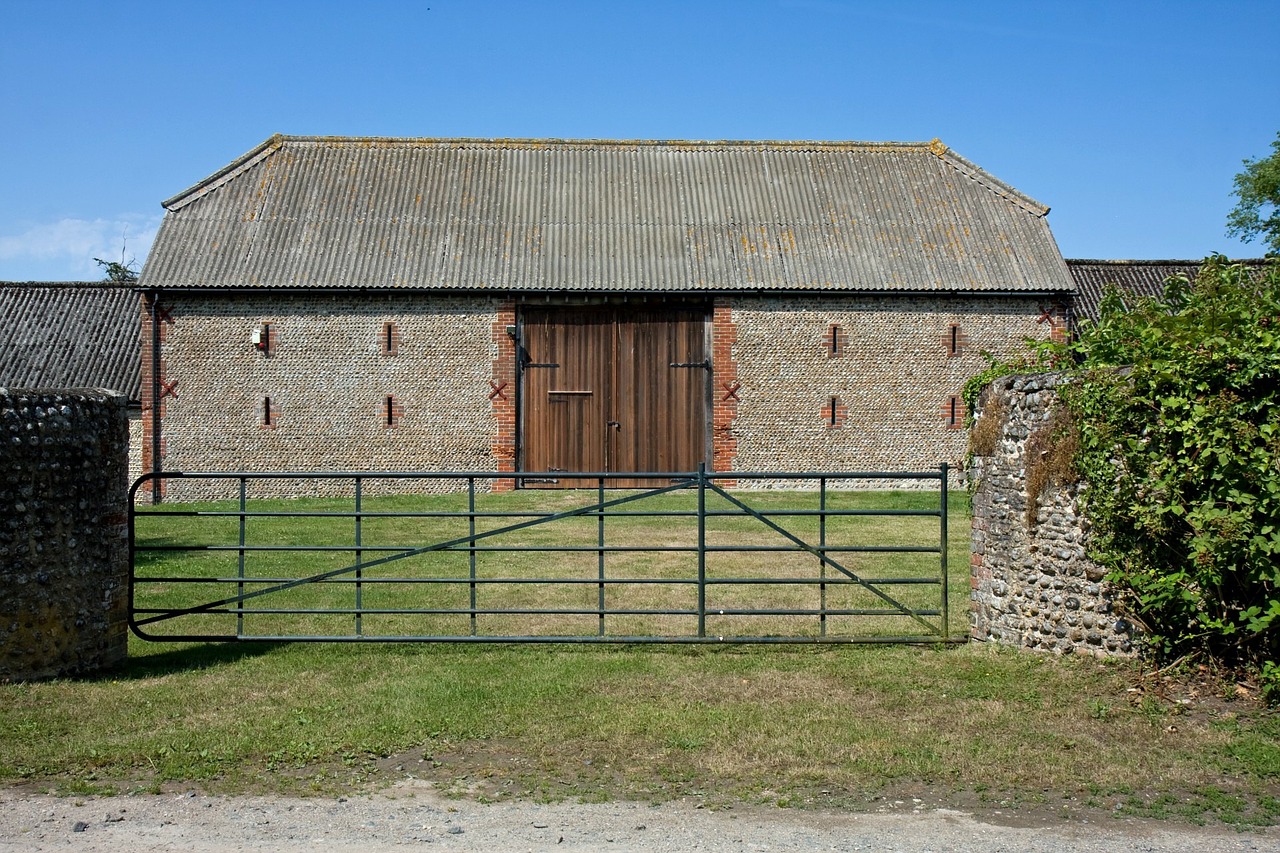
top-left (263, 396), bottom-right (272, 426)
top-left (944, 395), bottom-right (962, 429)
top-left (824, 323), bottom-right (844, 357)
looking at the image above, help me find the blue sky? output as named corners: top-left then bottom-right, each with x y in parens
top-left (1, 0), bottom-right (1276, 281)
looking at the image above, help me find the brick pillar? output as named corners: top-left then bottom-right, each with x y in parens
top-left (138, 292), bottom-right (170, 502)
top-left (711, 299), bottom-right (738, 485)
top-left (490, 303), bottom-right (517, 491)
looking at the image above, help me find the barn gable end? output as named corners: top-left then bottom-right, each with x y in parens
top-left (139, 136), bottom-right (1073, 498)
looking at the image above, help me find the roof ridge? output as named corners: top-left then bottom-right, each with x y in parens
top-left (925, 140), bottom-right (1049, 217)
top-left (158, 134), bottom-right (951, 213)
top-left (1067, 258), bottom-right (1271, 265)
top-left (162, 134), bottom-right (286, 211)
top-left (159, 134), bottom-right (1046, 214)
top-left (0, 281), bottom-right (131, 288)
top-left (273, 134), bottom-right (939, 150)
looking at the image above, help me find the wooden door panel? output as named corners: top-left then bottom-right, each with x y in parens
top-left (520, 308), bottom-right (610, 485)
top-left (608, 309), bottom-right (706, 485)
top-left (521, 305), bottom-right (708, 488)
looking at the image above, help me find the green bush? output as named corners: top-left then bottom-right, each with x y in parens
top-left (1055, 257), bottom-right (1280, 673)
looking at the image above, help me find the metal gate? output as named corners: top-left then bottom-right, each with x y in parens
top-left (129, 466), bottom-right (954, 644)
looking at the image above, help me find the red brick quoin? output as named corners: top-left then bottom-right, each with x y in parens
top-left (712, 299), bottom-right (739, 486)
top-left (821, 396), bottom-right (849, 429)
top-left (490, 303), bottom-right (518, 491)
top-left (139, 293), bottom-right (173, 501)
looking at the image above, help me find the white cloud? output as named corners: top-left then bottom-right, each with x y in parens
top-left (0, 215), bottom-right (162, 281)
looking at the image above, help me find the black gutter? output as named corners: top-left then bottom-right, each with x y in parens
top-left (148, 288), bottom-right (162, 505)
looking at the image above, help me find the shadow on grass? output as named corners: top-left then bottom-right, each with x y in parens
top-left (105, 641), bottom-right (285, 680)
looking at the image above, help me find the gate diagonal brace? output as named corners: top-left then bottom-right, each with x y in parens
top-left (134, 479), bottom-right (696, 628)
top-left (704, 480), bottom-right (941, 635)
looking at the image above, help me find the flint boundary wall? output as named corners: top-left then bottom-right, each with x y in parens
top-left (968, 373), bottom-right (1138, 656)
top-left (1, 388), bottom-right (129, 681)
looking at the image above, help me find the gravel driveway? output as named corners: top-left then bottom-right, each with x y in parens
top-left (2, 782), bottom-right (1275, 853)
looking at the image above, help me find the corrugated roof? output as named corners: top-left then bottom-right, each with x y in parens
top-left (1066, 259), bottom-right (1270, 323)
top-left (142, 135), bottom-right (1073, 294)
top-left (0, 282), bottom-right (141, 402)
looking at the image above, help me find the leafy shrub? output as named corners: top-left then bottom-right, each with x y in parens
top-left (1263, 661), bottom-right (1280, 705)
top-left (1053, 256), bottom-right (1280, 672)
top-left (962, 348), bottom-right (1061, 428)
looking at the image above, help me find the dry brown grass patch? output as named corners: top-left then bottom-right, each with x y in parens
top-left (1024, 404), bottom-right (1081, 527)
top-left (968, 392), bottom-right (1008, 458)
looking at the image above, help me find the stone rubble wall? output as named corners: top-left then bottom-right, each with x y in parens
top-left (968, 373), bottom-right (1137, 656)
top-left (1, 388), bottom-right (130, 681)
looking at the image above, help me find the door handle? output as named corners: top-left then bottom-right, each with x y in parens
top-left (606, 421), bottom-right (621, 429)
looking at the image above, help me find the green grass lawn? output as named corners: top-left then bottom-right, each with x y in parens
top-left (3, 489), bottom-right (1278, 826)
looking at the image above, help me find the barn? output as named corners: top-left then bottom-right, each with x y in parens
top-left (138, 135), bottom-right (1073, 499)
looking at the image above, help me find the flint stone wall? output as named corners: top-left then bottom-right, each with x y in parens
top-left (729, 294), bottom-right (1052, 489)
top-left (969, 373), bottom-right (1137, 656)
top-left (147, 293), bottom-right (501, 501)
top-left (144, 291), bottom-right (1060, 499)
top-left (1, 388), bottom-right (129, 680)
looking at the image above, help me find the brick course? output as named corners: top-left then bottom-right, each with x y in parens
top-left (711, 299), bottom-right (739, 481)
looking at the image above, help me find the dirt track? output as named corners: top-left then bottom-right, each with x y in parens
top-left (2, 782), bottom-right (1276, 853)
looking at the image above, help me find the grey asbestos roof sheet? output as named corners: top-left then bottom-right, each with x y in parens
top-left (0, 283), bottom-right (140, 402)
top-left (142, 135), bottom-right (1073, 294)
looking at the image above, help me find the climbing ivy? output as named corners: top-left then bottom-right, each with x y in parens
top-left (1051, 257), bottom-right (1280, 697)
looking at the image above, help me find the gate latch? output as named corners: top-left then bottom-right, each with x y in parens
top-left (669, 359), bottom-right (710, 369)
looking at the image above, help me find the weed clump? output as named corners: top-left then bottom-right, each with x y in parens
top-left (1023, 404), bottom-right (1080, 527)
top-left (967, 392), bottom-right (1007, 458)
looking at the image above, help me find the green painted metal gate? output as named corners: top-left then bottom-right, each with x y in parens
top-left (129, 466), bottom-right (954, 644)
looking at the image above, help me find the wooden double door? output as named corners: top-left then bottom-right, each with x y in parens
top-left (520, 305), bottom-right (710, 487)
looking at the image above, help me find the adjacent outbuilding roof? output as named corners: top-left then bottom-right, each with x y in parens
top-left (142, 135), bottom-right (1074, 294)
top-left (1067, 259), bottom-right (1271, 323)
top-left (0, 282), bottom-right (141, 403)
